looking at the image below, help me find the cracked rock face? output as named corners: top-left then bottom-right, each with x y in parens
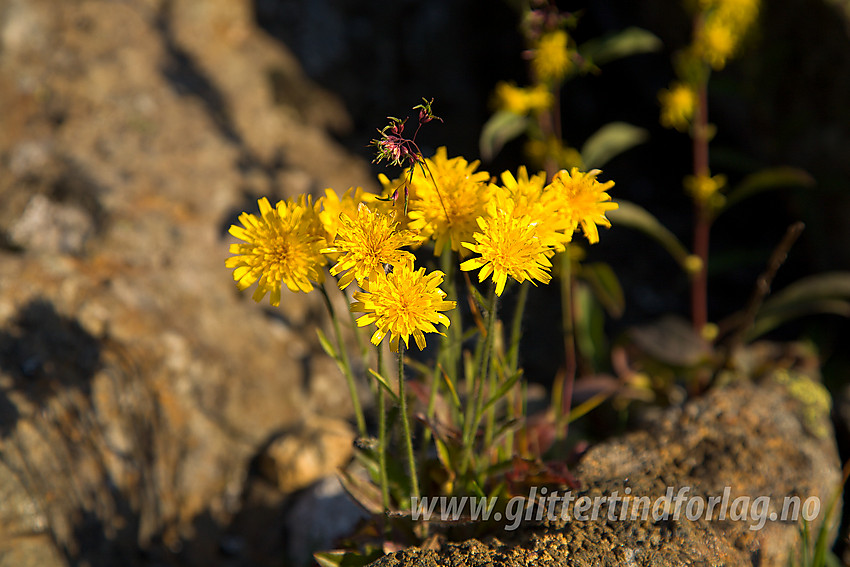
top-left (0, 0), bottom-right (372, 565)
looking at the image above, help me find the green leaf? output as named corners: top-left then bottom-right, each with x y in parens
top-left (748, 272), bottom-right (850, 339)
top-left (439, 364), bottom-right (463, 410)
top-left (580, 122), bottom-right (648, 168)
top-left (368, 369), bottom-right (399, 403)
top-left (482, 370), bottom-right (524, 414)
top-left (316, 328), bottom-right (339, 361)
top-left (479, 110), bottom-right (528, 162)
top-left (579, 262), bottom-right (625, 318)
top-left (721, 166), bottom-right (814, 212)
top-left (606, 200), bottom-right (694, 271)
top-left (579, 27), bottom-right (662, 66)
top-left (749, 299), bottom-right (850, 341)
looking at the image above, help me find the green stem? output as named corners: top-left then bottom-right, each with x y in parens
top-left (319, 283), bottom-right (366, 435)
top-left (555, 250), bottom-right (576, 441)
top-left (507, 282), bottom-right (530, 375)
top-left (462, 283), bottom-right (498, 476)
top-left (397, 342), bottom-right (420, 499)
top-left (376, 345), bottom-right (390, 512)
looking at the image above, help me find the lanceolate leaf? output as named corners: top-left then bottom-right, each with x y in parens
top-left (579, 262), bottom-right (625, 318)
top-left (748, 271), bottom-right (850, 339)
top-left (606, 200), bottom-right (693, 271)
top-left (479, 110), bottom-right (528, 162)
top-left (579, 27), bottom-right (662, 66)
top-left (580, 122), bottom-right (648, 169)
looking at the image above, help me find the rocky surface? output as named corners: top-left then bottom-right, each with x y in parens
top-left (0, 0), bottom-right (372, 565)
top-left (371, 373), bottom-right (841, 567)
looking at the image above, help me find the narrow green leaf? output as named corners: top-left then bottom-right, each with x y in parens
top-left (748, 299), bottom-right (850, 341)
top-left (316, 328), bottom-right (339, 360)
top-left (368, 369), bottom-right (399, 403)
top-left (479, 110), bottom-right (528, 162)
top-left (483, 370), bottom-right (524, 414)
top-left (580, 262), bottom-right (625, 318)
top-left (439, 364), bottom-right (463, 410)
top-left (721, 166), bottom-right (815, 212)
top-left (579, 27), bottom-right (662, 66)
top-left (580, 122), bottom-right (648, 169)
top-left (606, 200), bottom-right (693, 271)
top-left (760, 271), bottom-right (850, 312)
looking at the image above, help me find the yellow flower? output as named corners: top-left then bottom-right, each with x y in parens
top-left (351, 261), bottom-right (456, 352)
top-left (493, 82), bottom-right (553, 115)
top-left (684, 173), bottom-right (727, 206)
top-left (322, 203), bottom-right (420, 290)
top-left (545, 168), bottom-right (618, 244)
top-left (531, 30), bottom-right (573, 84)
top-left (500, 167), bottom-right (573, 251)
top-left (697, 17), bottom-right (736, 69)
top-left (226, 197), bottom-right (325, 305)
top-left (659, 82), bottom-right (697, 132)
top-left (407, 147), bottom-right (493, 255)
top-left (318, 187), bottom-right (377, 245)
top-left (460, 194), bottom-right (554, 297)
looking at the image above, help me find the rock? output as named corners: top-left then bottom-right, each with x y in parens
top-left (258, 417), bottom-right (355, 494)
top-left (0, 0), bottom-right (373, 564)
top-left (371, 374), bottom-right (841, 567)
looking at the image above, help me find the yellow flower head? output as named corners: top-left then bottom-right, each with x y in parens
top-left (351, 261), bottom-right (456, 352)
top-left (697, 17), bottom-right (736, 69)
top-left (460, 193), bottom-right (554, 297)
top-left (226, 197), bottom-right (326, 305)
top-left (546, 168), bottom-right (618, 244)
top-left (493, 82), bottom-right (553, 115)
top-left (659, 82), bottom-right (697, 132)
top-left (531, 30), bottom-right (573, 84)
top-left (318, 186), bottom-right (377, 245)
top-left (322, 203), bottom-right (421, 289)
top-left (501, 167), bottom-right (573, 251)
top-left (684, 173), bottom-right (727, 206)
top-left (407, 147), bottom-right (493, 255)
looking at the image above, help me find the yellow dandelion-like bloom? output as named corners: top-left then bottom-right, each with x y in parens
top-left (318, 186), bottom-right (377, 245)
top-left (697, 17), bottom-right (736, 69)
top-left (546, 168), bottom-right (618, 244)
top-left (460, 194), bottom-right (554, 297)
top-left (659, 82), bottom-right (697, 132)
top-left (321, 202), bottom-right (420, 290)
top-left (500, 167), bottom-right (573, 251)
top-left (493, 81), bottom-right (553, 115)
top-left (226, 197), bottom-right (325, 306)
top-left (407, 147), bottom-right (493, 256)
top-left (351, 261), bottom-right (456, 352)
top-left (531, 30), bottom-right (573, 84)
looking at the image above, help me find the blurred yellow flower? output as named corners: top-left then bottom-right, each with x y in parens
top-left (493, 82), bottom-right (553, 115)
top-left (524, 136), bottom-right (583, 171)
top-left (322, 203), bottom-right (420, 290)
top-left (226, 197), bottom-right (325, 305)
top-left (460, 193), bottom-right (554, 297)
top-left (531, 30), bottom-right (573, 84)
top-left (659, 82), bottom-right (697, 131)
top-left (407, 147), bottom-right (493, 255)
top-left (351, 261), bottom-right (456, 352)
top-left (546, 168), bottom-right (618, 244)
top-left (684, 173), bottom-right (727, 205)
